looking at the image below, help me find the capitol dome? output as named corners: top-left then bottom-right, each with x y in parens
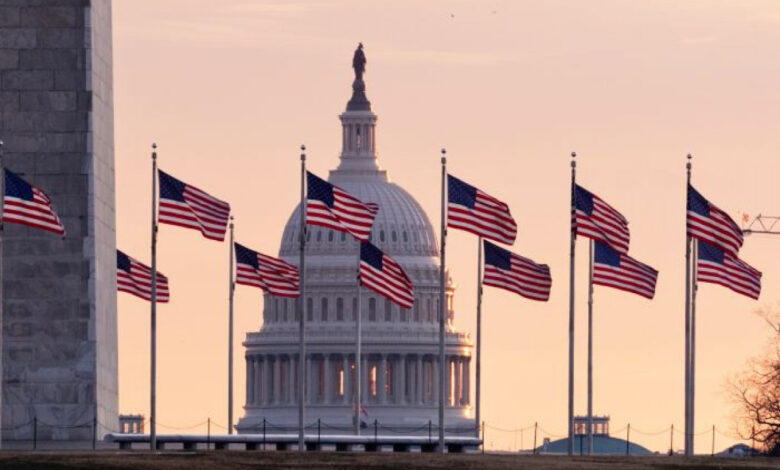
top-left (236, 47), bottom-right (473, 437)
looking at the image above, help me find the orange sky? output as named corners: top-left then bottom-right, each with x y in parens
top-left (112, 0), bottom-right (780, 452)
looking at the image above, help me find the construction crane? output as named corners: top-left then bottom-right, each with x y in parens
top-left (742, 214), bottom-right (780, 235)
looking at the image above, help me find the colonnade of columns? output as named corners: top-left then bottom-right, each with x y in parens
top-left (245, 353), bottom-right (471, 408)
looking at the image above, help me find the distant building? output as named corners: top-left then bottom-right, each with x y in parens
top-left (236, 45), bottom-right (473, 435)
top-left (538, 415), bottom-right (652, 455)
top-left (118, 415), bottom-right (144, 435)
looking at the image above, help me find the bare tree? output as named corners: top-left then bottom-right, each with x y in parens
top-left (729, 304), bottom-right (780, 455)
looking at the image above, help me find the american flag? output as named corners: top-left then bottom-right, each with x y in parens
top-left (117, 250), bottom-right (169, 303)
top-left (447, 174), bottom-right (517, 245)
top-left (573, 184), bottom-right (630, 254)
top-left (359, 241), bottom-right (414, 309)
top-left (592, 241), bottom-right (658, 299)
top-left (307, 171), bottom-right (378, 242)
top-left (697, 240), bottom-right (761, 299)
top-left (687, 185), bottom-right (743, 255)
top-left (3, 169), bottom-right (65, 236)
top-left (158, 170), bottom-right (231, 241)
top-left (482, 240), bottom-right (551, 301)
top-left (234, 242), bottom-right (299, 298)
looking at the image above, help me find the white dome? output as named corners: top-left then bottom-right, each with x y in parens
top-left (238, 51), bottom-right (472, 435)
top-left (279, 177), bottom-right (438, 260)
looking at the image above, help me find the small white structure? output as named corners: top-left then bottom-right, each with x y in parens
top-left (236, 46), bottom-right (473, 436)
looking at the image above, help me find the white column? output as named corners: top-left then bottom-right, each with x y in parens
top-left (255, 358), bottom-right (263, 406)
top-left (454, 357), bottom-right (461, 408)
top-left (462, 358), bottom-right (470, 406)
top-left (445, 355), bottom-right (451, 407)
top-left (265, 356), bottom-right (273, 406)
top-left (379, 355), bottom-right (387, 404)
top-left (416, 355), bottom-right (423, 405)
top-left (288, 355), bottom-right (296, 404)
top-left (324, 354), bottom-right (333, 404)
top-left (273, 355), bottom-right (281, 404)
top-left (361, 355), bottom-right (369, 404)
top-left (398, 355), bottom-right (407, 404)
top-left (428, 356), bottom-right (439, 405)
top-left (246, 357), bottom-right (254, 407)
top-left (260, 357), bottom-right (267, 406)
top-left (342, 355), bottom-right (350, 404)
top-left (306, 356), bottom-right (313, 404)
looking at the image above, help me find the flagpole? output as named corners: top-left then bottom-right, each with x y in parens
top-left (438, 148), bottom-right (447, 453)
top-left (298, 144), bottom-right (307, 452)
top-left (355, 250), bottom-right (362, 436)
top-left (150, 143), bottom-right (158, 451)
top-left (475, 237), bottom-right (483, 439)
top-left (227, 216), bottom-right (235, 434)
top-left (690, 238), bottom-right (698, 454)
top-left (587, 239), bottom-right (594, 455)
top-left (567, 151), bottom-right (577, 455)
top-left (684, 154), bottom-right (692, 456)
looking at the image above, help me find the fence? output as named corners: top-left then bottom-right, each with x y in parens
top-left (0, 416), bottom-right (758, 455)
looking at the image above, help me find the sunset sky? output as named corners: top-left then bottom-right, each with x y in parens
top-left (112, 1), bottom-right (780, 452)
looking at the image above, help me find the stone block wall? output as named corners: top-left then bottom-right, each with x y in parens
top-left (0, 0), bottom-right (116, 441)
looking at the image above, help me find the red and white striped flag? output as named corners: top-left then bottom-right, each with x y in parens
top-left (4, 168), bottom-right (65, 236)
top-left (234, 242), bottom-right (299, 298)
top-left (158, 170), bottom-right (231, 241)
top-left (697, 240), bottom-right (761, 299)
top-left (687, 185), bottom-right (743, 255)
top-left (359, 241), bottom-right (414, 309)
top-left (593, 241), bottom-right (658, 299)
top-left (117, 250), bottom-right (169, 303)
top-left (574, 184), bottom-right (630, 254)
top-left (447, 174), bottom-right (517, 245)
top-left (483, 240), bottom-right (551, 301)
top-left (307, 171), bottom-right (378, 242)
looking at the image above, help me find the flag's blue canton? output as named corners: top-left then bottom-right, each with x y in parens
top-left (307, 172), bottom-right (335, 208)
top-left (687, 185), bottom-right (710, 217)
top-left (5, 169), bottom-right (33, 201)
top-left (159, 170), bottom-right (186, 202)
top-left (594, 241), bottom-right (621, 267)
top-left (360, 241), bottom-right (384, 270)
top-left (234, 243), bottom-right (259, 269)
top-left (574, 185), bottom-right (594, 215)
top-left (117, 250), bottom-right (131, 272)
top-left (448, 175), bottom-right (477, 208)
top-left (698, 240), bottom-right (725, 264)
top-left (484, 241), bottom-right (512, 270)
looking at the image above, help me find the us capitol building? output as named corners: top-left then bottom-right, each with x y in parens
top-left (236, 46), bottom-right (473, 435)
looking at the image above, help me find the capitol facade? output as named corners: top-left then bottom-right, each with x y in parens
top-left (236, 48), bottom-right (473, 435)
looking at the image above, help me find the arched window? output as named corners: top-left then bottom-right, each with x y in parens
top-left (380, 230), bottom-right (385, 242)
top-left (321, 298), bottom-right (328, 321)
top-left (400, 308), bottom-right (407, 322)
top-left (341, 232), bottom-right (346, 242)
top-left (369, 298), bottom-right (376, 321)
top-left (391, 231), bottom-right (397, 242)
top-left (384, 298), bottom-right (392, 321)
top-left (306, 230), bottom-right (311, 242)
top-left (316, 230), bottom-right (322, 242)
top-left (403, 231), bottom-right (408, 243)
top-left (328, 231), bottom-right (334, 242)
top-left (336, 297), bottom-right (344, 321)
top-left (307, 297), bottom-right (313, 322)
